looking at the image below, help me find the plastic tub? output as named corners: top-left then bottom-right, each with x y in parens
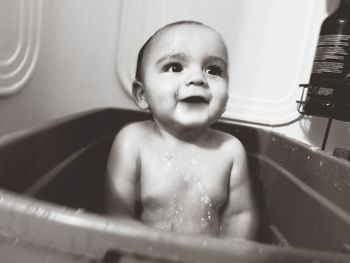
top-left (0, 108), bottom-right (349, 262)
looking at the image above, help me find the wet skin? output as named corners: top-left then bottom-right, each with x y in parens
top-left (106, 24), bottom-right (260, 239)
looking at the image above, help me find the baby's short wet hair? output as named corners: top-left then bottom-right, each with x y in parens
top-left (135, 20), bottom-right (207, 82)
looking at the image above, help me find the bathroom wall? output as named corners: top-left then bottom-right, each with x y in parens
top-left (0, 0), bottom-right (134, 136)
top-left (0, 0), bottom-right (349, 156)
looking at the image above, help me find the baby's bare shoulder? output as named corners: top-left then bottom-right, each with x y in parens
top-left (111, 121), bottom-right (154, 153)
top-left (209, 129), bottom-right (246, 156)
top-left (116, 121), bottom-right (153, 141)
top-left (210, 130), bottom-right (250, 183)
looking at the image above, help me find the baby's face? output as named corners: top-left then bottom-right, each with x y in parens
top-left (141, 24), bottom-right (229, 131)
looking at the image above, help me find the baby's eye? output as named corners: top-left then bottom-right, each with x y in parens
top-left (205, 65), bottom-right (223, 76)
top-left (163, 63), bottom-right (183, 73)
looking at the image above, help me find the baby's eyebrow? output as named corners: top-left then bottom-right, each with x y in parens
top-left (156, 52), bottom-right (187, 65)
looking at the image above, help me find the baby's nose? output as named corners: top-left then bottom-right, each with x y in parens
top-left (185, 68), bottom-right (208, 87)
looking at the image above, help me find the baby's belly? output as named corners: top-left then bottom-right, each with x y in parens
top-left (141, 199), bottom-right (221, 236)
top-left (139, 159), bottom-right (229, 236)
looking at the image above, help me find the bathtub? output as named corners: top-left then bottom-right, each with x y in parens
top-left (0, 108), bottom-right (349, 262)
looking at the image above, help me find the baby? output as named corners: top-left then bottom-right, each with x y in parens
top-left (106, 21), bottom-right (260, 239)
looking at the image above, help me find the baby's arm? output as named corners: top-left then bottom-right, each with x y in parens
top-left (220, 138), bottom-right (260, 240)
top-left (105, 124), bottom-right (140, 218)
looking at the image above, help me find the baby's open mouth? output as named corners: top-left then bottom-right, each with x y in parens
top-left (181, 96), bottom-right (208, 104)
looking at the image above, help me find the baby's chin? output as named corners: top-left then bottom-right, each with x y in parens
top-left (172, 116), bottom-right (217, 132)
top-left (176, 104), bottom-right (224, 125)
top-left (177, 111), bottom-right (222, 127)
top-left (153, 111), bottom-right (222, 136)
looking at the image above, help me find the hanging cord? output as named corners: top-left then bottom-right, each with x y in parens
top-left (321, 118), bottom-right (333, 151)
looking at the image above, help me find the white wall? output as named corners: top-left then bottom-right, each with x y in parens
top-left (0, 0), bottom-right (349, 156)
top-left (0, 0), bottom-right (135, 136)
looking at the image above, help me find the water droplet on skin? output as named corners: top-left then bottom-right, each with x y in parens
top-left (307, 155), bottom-right (310, 160)
top-left (163, 152), bottom-right (174, 165)
top-left (190, 157), bottom-right (199, 167)
top-left (201, 196), bottom-right (210, 204)
top-left (319, 161), bottom-right (323, 167)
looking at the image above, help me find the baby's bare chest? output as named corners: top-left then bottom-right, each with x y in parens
top-left (139, 147), bottom-right (232, 208)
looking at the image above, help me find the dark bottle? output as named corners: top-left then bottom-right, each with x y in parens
top-left (303, 0), bottom-right (350, 120)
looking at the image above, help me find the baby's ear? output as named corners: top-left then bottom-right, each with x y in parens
top-left (132, 80), bottom-right (149, 110)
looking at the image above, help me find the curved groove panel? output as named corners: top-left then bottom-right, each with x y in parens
top-left (0, 0), bottom-right (42, 97)
top-left (0, 0), bottom-right (24, 67)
